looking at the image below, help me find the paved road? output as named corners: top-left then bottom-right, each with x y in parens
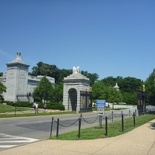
top-left (0, 112), bottom-right (100, 139)
top-left (0, 109), bottom-right (132, 150)
top-left (0, 133), bottom-right (38, 151)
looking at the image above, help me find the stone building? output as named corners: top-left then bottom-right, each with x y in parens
top-left (0, 52), bottom-right (55, 102)
top-left (63, 66), bottom-right (92, 113)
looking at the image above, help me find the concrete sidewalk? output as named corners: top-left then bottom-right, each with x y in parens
top-left (1, 119), bottom-right (155, 155)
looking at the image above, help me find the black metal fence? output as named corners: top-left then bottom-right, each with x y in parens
top-left (50, 110), bottom-right (137, 139)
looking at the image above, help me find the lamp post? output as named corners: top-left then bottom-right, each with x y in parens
top-left (142, 85), bottom-right (146, 114)
top-left (86, 89), bottom-right (88, 111)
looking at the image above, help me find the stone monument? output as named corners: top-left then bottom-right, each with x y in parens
top-left (113, 83), bottom-right (119, 91)
top-left (63, 66), bottom-right (92, 113)
top-left (1, 52), bottom-right (55, 102)
top-left (4, 52), bottom-right (30, 102)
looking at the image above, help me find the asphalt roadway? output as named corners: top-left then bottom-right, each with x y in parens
top-left (0, 118), bottom-right (155, 155)
top-left (0, 109), bottom-right (137, 152)
top-left (0, 110), bottom-right (130, 140)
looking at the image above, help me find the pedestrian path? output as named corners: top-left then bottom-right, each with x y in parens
top-left (0, 120), bottom-right (155, 155)
top-left (0, 133), bottom-right (38, 151)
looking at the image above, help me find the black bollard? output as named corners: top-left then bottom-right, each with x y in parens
top-left (133, 112), bottom-right (136, 127)
top-left (50, 117), bottom-right (54, 138)
top-left (105, 116), bottom-right (108, 136)
top-left (122, 114), bottom-right (124, 132)
top-left (78, 118), bottom-right (81, 139)
top-left (56, 118), bottom-right (59, 138)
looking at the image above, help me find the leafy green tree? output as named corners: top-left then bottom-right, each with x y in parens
top-left (122, 92), bottom-right (137, 104)
top-left (119, 77), bottom-right (142, 93)
top-left (144, 69), bottom-right (155, 105)
top-left (30, 62), bottom-right (71, 83)
top-left (106, 86), bottom-right (123, 103)
top-left (52, 82), bottom-right (63, 103)
top-left (81, 71), bottom-right (99, 85)
top-left (55, 69), bottom-right (72, 84)
top-left (30, 62), bottom-right (98, 85)
top-left (0, 72), bottom-right (3, 77)
top-left (92, 81), bottom-right (122, 103)
top-left (101, 76), bottom-right (143, 105)
top-left (92, 81), bottom-right (105, 100)
top-left (0, 82), bottom-right (6, 101)
top-left (33, 76), bottom-right (54, 103)
top-left (101, 76), bottom-right (118, 87)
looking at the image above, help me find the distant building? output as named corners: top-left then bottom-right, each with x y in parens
top-left (0, 52), bottom-right (55, 102)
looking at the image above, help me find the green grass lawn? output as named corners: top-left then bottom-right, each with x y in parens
top-left (0, 104), bottom-right (75, 118)
top-left (0, 104), bottom-right (32, 113)
top-left (50, 114), bottom-right (155, 140)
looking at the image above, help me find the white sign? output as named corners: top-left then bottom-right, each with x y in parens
top-left (97, 108), bottom-right (104, 116)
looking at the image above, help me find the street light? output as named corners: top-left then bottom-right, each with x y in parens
top-left (142, 85), bottom-right (146, 114)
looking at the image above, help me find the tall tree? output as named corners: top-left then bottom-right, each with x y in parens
top-left (30, 62), bottom-right (71, 83)
top-left (101, 76), bottom-right (118, 87)
top-left (81, 71), bottom-right (99, 85)
top-left (106, 86), bottom-right (123, 103)
top-left (144, 69), bottom-right (155, 105)
top-left (92, 81), bottom-right (122, 103)
top-left (33, 76), bottom-right (54, 103)
top-left (52, 82), bottom-right (63, 103)
top-left (122, 92), bottom-right (137, 104)
top-left (92, 81), bottom-right (105, 100)
top-left (0, 82), bottom-right (6, 101)
top-left (119, 77), bottom-right (142, 93)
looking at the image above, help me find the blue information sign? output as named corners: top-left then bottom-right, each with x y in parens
top-left (96, 100), bottom-right (106, 108)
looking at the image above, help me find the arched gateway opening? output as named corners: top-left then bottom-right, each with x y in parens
top-left (68, 88), bottom-right (77, 111)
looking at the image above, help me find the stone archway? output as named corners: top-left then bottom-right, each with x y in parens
top-left (63, 66), bottom-right (91, 113)
top-left (68, 88), bottom-right (77, 111)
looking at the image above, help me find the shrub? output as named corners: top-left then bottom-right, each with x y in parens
top-left (4, 101), bottom-right (65, 111)
top-left (47, 102), bottom-right (65, 110)
top-left (5, 101), bottom-right (33, 108)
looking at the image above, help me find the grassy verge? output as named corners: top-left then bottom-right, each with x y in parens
top-left (0, 104), bottom-right (75, 118)
top-left (51, 114), bottom-right (155, 140)
top-left (0, 111), bottom-right (76, 118)
top-left (0, 104), bottom-right (32, 113)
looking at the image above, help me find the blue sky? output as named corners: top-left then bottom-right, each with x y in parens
top-left (0, 0), bottom-right (155, 81)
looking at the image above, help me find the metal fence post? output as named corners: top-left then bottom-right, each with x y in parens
top-left (50, 117), bottom-right (54, 138)
top-left (105, 116), bottom-right (108, 136)
top-left (133, 112), bottom-right (136, 127)
top-left (14, 102), bottom-right (16, 116)
top-left (112, 111), bottom-right (113, 122)
top-left (78, 118), bottom-right (81, 138)
top-left (122, 114), bottom-right (124, 132)
top-left (99, 115), bottom-right (102, 127)
top-left (56, 118), bottom-right (59, 138)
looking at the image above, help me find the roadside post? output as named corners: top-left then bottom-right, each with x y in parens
top-left (96, 100), bottom-right (106, 127)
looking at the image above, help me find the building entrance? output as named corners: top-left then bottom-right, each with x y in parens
top-left (68, 88), bottom-right (77, 111)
